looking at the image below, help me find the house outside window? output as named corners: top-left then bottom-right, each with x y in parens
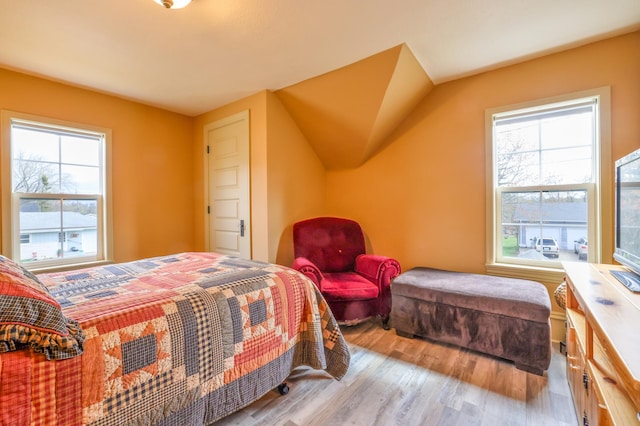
top-left (1, 111), bottom-right (113, 270)
top-left (485, 88), bottom-right (611, 276)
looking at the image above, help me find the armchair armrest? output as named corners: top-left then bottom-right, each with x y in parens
top-left (292, 257), bottom-right (324, 289)
top-left (355, 254), bottom-right (401, 324)
top-left (355, 254), bottom-right (401, 289)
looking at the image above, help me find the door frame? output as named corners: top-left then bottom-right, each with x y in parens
top-left (203, 110), bottom-right (251, 257)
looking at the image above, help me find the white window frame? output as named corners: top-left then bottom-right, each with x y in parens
top-left (485, 88), bottom-right (612, 282)
top-left (1, 110), bottom-right (113, 271)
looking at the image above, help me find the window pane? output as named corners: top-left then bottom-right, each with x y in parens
top-left (496, 106), bottom-right (594, 187)
top-left (63, 199), bottom-right (98, 259)
top-left (12, 123), bottom-right (102, 196)
top-left (19, 198), bottom-right (62, 262)
top-left (497, 149), bottom-right (540, 187)
top-left (61, 134), bottom-right (100, 167)
top-left (500, 190), bottom-right (588, 263)
top-left (61, 164), bottom-right (100, 193)
top-left (12, 158), bottom-right (60, 193)
top-left (540, 146), bottom-right (592, 185)
top-left (12, 127), bottom-right (59, 163)
top-left (18, 198), bottom-right (98, 262)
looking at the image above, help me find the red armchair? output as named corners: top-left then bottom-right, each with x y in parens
top-left (292, 217), bottom-right (401, 329)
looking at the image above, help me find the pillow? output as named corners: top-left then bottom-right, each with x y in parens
top-left (0, 255), bottom-right (84, 360)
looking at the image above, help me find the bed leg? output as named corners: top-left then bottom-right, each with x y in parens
top-left (277, 382), bottom-right (289, 395)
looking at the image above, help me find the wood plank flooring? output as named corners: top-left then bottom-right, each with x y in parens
top-left (215, 319), bottom-right (577, 426)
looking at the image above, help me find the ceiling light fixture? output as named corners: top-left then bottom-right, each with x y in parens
top-left (154, 0), bottom-right (191, 9)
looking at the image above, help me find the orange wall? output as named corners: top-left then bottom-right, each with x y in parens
top-left (0, 68), bottom-right (195, 262)
top-left (265, 91), bottom-right (326, 266)
top-left (325, 31), bottom-right (640, 274)
top-left (192, 91), bottom-right (326, 265)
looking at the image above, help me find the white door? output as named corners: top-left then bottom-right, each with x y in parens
top-left (205, 110), bottom-right (251, 258)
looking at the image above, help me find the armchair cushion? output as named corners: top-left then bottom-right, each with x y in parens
top-left (321, 273), bottom-right (379, 301)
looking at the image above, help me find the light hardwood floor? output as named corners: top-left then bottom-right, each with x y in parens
top-left (216, 320), bottom-right (578, 426)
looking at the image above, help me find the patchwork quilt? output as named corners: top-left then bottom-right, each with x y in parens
top-left (0, 252), bottom-right (350, 425)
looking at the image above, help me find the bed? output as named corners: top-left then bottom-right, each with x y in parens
top-left (0, 252), bottom-right (350, 425)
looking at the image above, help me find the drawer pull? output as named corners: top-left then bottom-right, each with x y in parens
top-left (582, 371), bottom-right (589, 394)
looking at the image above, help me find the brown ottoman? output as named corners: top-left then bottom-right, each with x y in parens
top-left (390, 267), bottom-right (551, 375)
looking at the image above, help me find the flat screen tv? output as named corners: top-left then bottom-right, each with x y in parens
top-left (613, 147), bottom-right (640, 293)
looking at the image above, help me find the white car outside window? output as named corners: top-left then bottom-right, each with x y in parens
top-left (534, 238), bottom-right (560, 258)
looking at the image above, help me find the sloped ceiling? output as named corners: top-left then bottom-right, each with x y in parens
top-left (2, 2), bottom-right (638, 116)
top-left (275, 44), bottom-right (433, 169)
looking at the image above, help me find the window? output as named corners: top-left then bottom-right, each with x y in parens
top-left (486, 88), bottom-right (611, 274)
top-left (1, 111), bottom-right (112, 269)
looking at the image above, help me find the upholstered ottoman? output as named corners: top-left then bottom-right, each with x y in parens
top-left (390, 267), bottom-right (551, 375)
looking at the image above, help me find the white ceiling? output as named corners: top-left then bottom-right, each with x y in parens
top-left (1, 0), bottom-right (639, 117)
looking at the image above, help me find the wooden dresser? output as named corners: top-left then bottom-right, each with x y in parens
top-left (563, 262), bottom-right (640, 426)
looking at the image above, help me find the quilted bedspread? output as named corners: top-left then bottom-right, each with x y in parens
top-left (0, 252), bottom-right (350, 425)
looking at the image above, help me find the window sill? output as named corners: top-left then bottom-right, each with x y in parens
top-left (486, 262), bottom-right (566, 284)
top-left (30, 259), bottom-right (113, 275)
